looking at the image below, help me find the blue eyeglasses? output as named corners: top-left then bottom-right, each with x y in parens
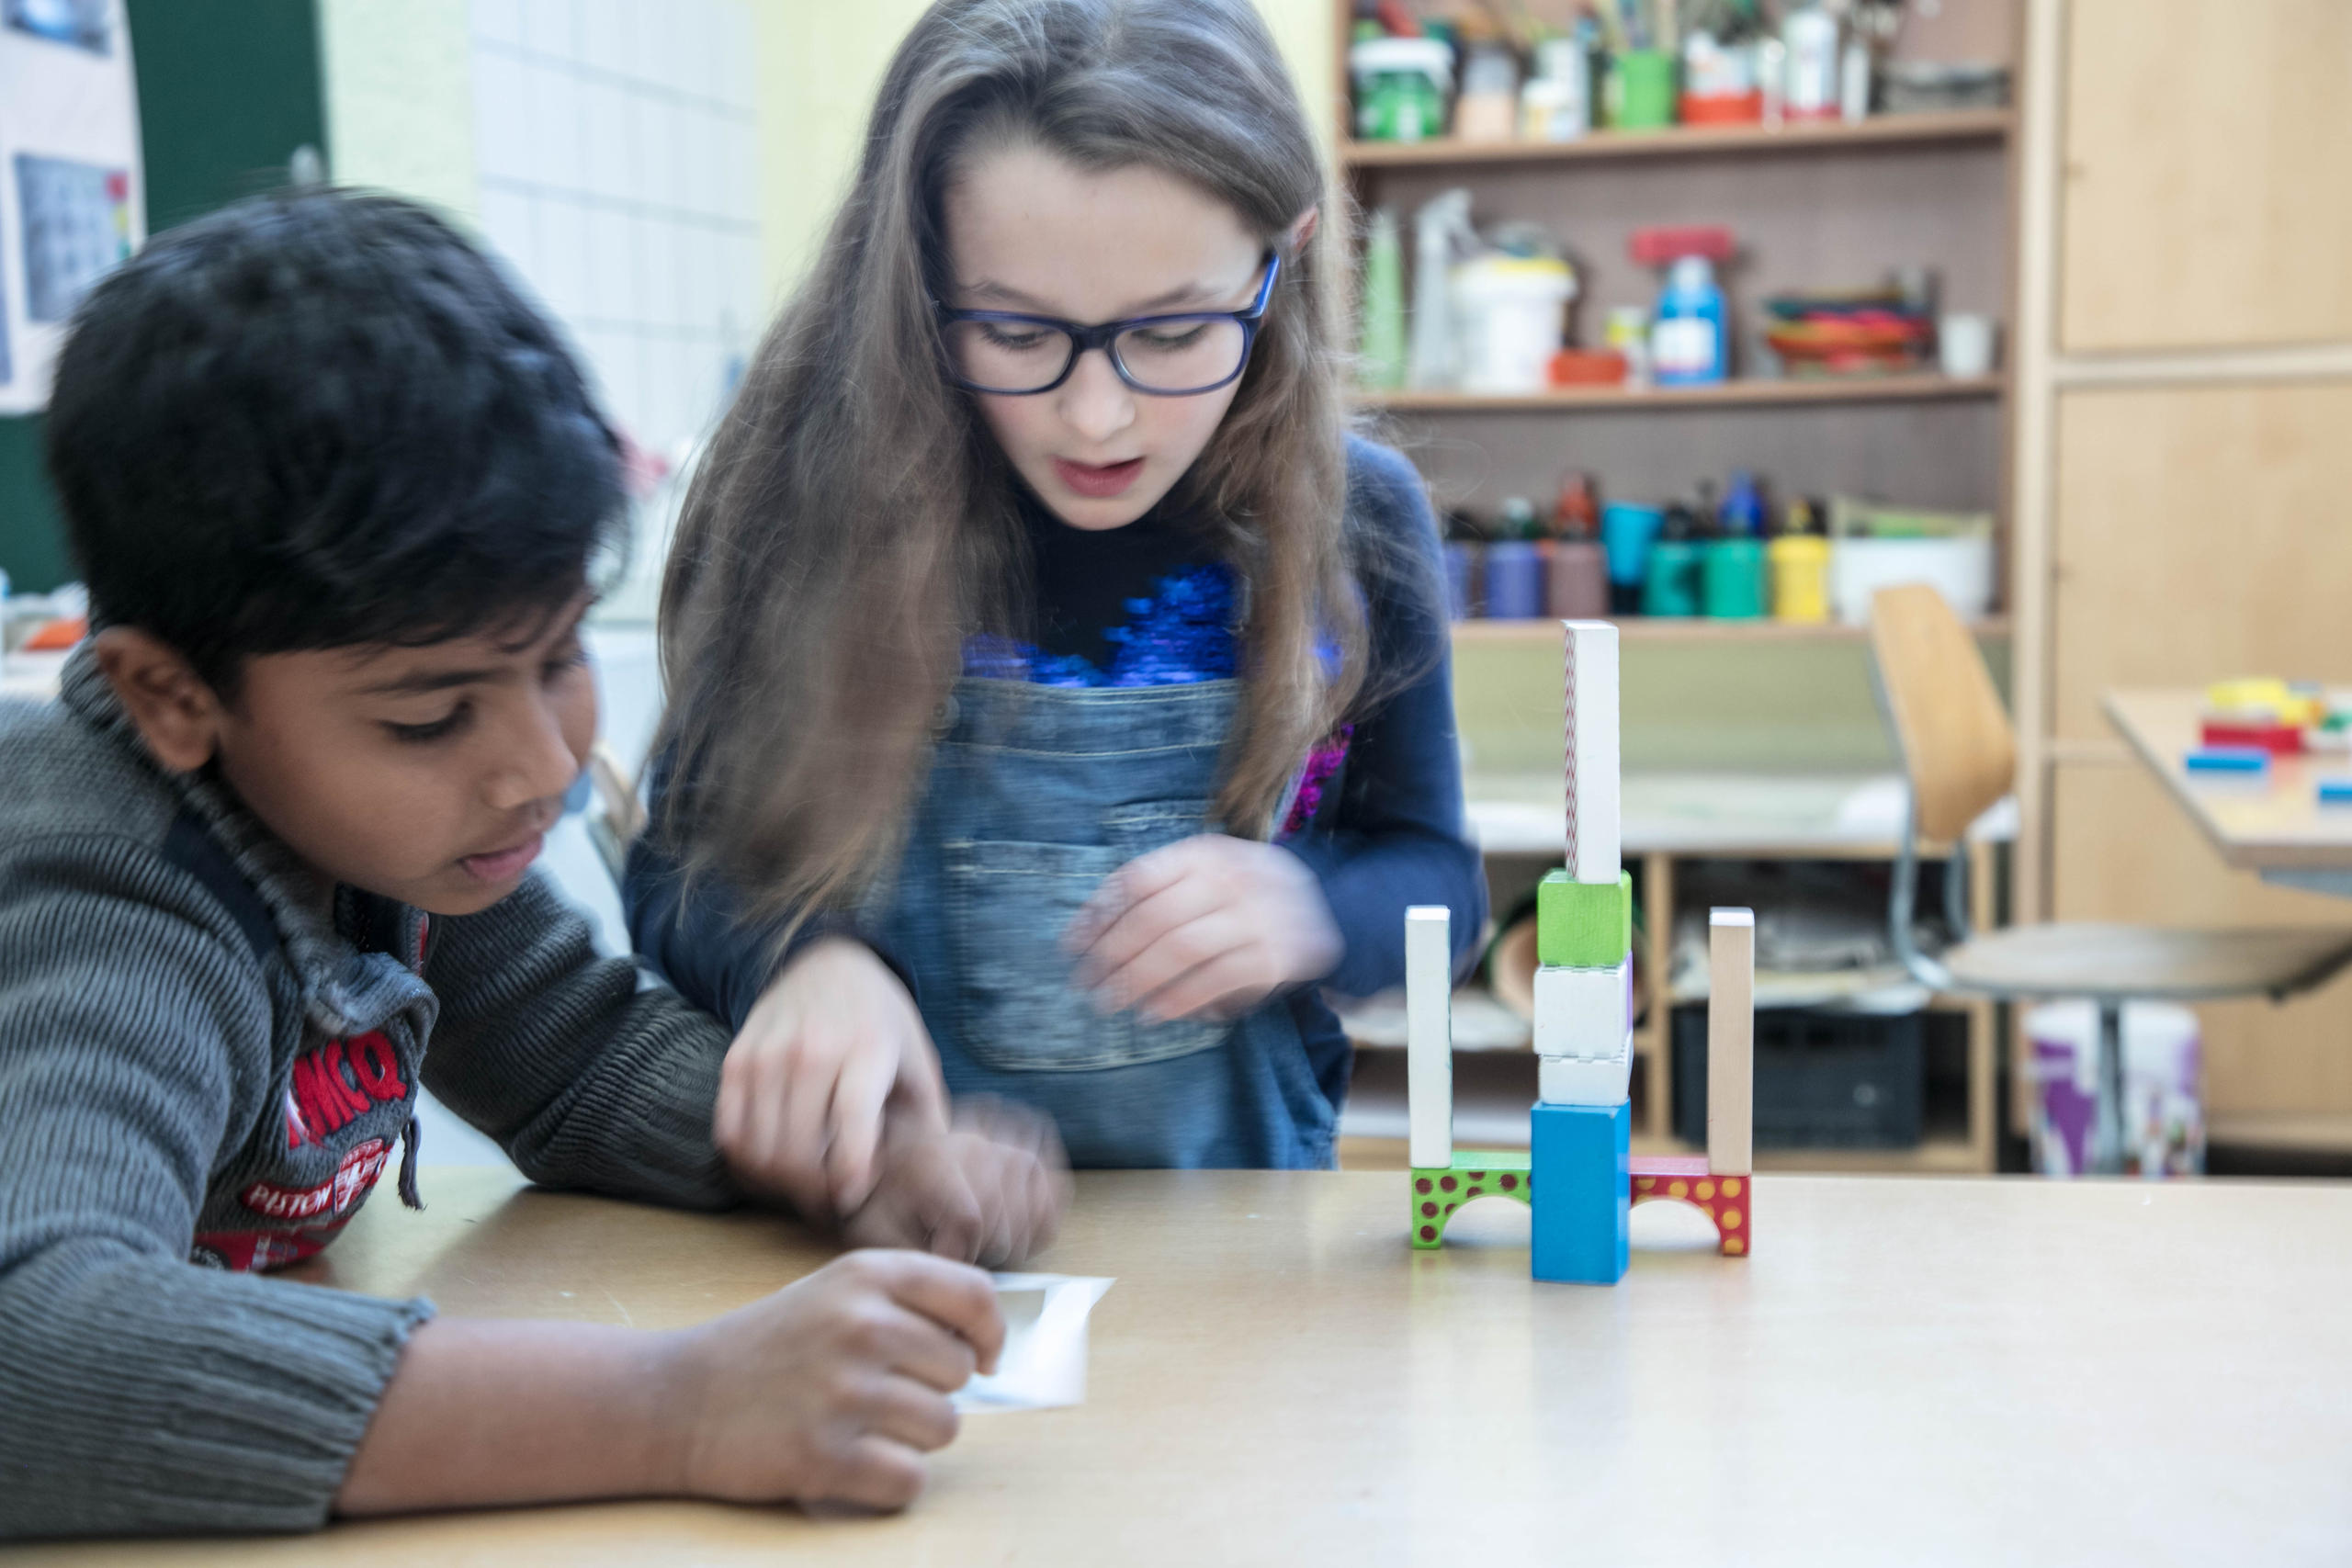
top-left (937, 252), bottom-right (1280, 397)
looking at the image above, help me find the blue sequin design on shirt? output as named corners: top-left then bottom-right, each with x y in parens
top-left (967, 562), bottom-right (1239, 687)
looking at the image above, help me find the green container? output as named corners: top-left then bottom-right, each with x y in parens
top-left (1702, 537), bottom-right (1768, 619)
top-left (1642, 537), bottom-right (1703, 616)
top-left (1608, 49), bottom-right (1677, 130)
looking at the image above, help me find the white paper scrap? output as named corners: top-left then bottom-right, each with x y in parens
top-left (954, 1273), bottom-right (1114, 1413)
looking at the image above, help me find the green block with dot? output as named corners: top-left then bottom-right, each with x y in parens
top-left (1537, 869), bottom-right (1634, 969)
top-left (1408, 1151), bottom-right (1534, 1248)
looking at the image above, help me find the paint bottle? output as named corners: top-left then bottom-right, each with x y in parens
top-left (1652, 255), bottom-right (1728, 387)
top-left (1769, 497), bottom-right (1831, 624)
top-left (1600, 501), bottom-right (1665, 615)
top-left (1357, 207), bottom-right (1407, 390)
top-left (1547, 470), bottom-right (1608, 618)
top-left (1702, 536), bottom-right (1767, 619)
top-left (1484, 498), bottom-right (1548, 619)
top-left (1642, 505), bottom-right (1705, 618)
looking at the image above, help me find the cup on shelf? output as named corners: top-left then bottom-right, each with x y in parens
top-left (1939, 313), bottom-right (1996, 378)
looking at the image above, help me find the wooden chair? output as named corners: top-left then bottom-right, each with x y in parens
top-left (1868, 584), bottom-right (2352, 1174)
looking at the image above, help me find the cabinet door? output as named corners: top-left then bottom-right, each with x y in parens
top-left (2052, 761), bottom-right (2352, 1116)
top-left (2049, 380), bottom-right (2352, 743)
top-left (2060, 0), bottom-right (2352, 353)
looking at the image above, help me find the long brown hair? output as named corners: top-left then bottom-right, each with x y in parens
top-left (657, 0), bottom-right (1370, 931)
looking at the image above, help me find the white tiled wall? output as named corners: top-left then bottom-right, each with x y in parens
top-left (468, 0), bottom-right (763, 469)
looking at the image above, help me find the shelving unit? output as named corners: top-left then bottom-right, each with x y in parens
top-left (1334, 0), bottom-right (2022, 1176)
top-left (1451, 615), bottom-right (2011, 646)
top-left (1339, 107), bottom-right (2014, 169)
top-left (1360, 371), bottom-right (2003, 414)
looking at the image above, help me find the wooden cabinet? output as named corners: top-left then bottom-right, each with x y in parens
top-left (2049, 381), bottom-right (2352, 743)
top-left (2059, 0), bottom-right (2352, 353)
top-left (2015, 0), bottom-right (2352, 1145)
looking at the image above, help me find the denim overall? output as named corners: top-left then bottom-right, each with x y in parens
top-left (872, 676), bottom-right (1336, 1168)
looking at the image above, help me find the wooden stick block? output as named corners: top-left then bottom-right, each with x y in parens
top-left (1562, 620), bottom-right (1621, 885)
top-left (1708, 907), bottom-right (1756, 1176)
top-left (1406, 906), bottom-right (1453, 1170)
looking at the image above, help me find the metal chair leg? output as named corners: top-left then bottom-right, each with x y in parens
top-left (2088, 999), bottom-right (2127, 1176)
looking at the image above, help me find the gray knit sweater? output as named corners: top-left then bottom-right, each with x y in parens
top-left (0, 649), bottom-right (741, 1540)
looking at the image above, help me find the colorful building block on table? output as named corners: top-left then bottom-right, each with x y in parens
top-left (2320, 779), bottom-right (2352, 807)
top-left (2184, 747), bottom-right (2268, 775)
top-left (1536, 868), bottom-right (1634, 968)
top-left (1531, 1100), bottom-right (1630, 1284)
top-left (1408, 1152), bottom-right (1533, 1248)
top-left (1628, 1155), bottom-right (1750, 1256)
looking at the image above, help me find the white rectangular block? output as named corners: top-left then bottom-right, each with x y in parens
top-left (1563, 620), bottom-right (1622, 886)
top-left (1540, 1043), bottom-right (1633, 1108)
top-left (1708, 908), bottom-right (1756, 1175)
top-left (1531, 960), bottom-right (1632, 1061)
top-left (1405, 907), bottom-right (1453, 1169)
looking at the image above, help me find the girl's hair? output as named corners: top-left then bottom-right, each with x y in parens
top-left (656, 0), bottom-right (1371, 931)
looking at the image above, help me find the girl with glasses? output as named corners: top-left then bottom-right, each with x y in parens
top-left (629, 0), bottom-right (1484, 1207)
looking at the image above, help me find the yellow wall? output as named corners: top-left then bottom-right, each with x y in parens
top-left (752, 0), bottom-right (1338, 300)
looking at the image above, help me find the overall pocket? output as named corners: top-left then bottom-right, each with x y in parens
top-left (943, 815), bottom-right (1228, 1074)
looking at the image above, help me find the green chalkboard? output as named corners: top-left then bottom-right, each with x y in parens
top-left (0, 0), bottom-right (327, 593)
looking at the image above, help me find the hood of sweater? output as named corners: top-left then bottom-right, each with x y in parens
top-left (56, 644), bottom-right (437, 1044)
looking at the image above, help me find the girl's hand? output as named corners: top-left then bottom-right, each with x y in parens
top-left (843, 1097), bottom-right (1072, 1269)
top-left (665, 1250), bottom-right (1002, 1511)
top-left (1066, 834), bottom-right (1343, 1023)
top-left (719, 938), bottom-right (949, 1222)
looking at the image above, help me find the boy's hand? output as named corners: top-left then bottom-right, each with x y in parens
top-left (718, 937), bottom-right (949, 1222)
top-left (1066, 834), bottom-right (1342, 1023)
top-left (665, 1250), bottom-right (1002, 1511)
top-left (842, 1098), bottom-right (1071, 1269)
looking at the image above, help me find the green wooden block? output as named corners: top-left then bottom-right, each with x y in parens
top-left (1409, 1152), bottom-right (1534, 1249)
top-left (1537, 870), bottom-right (1634, 968)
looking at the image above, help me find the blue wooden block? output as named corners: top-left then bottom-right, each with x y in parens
top-left (1530, 1100), bottom-right (1630, 1285)
top-left (2320, 779), bottom-right (2352, 807)
top-left (2184, 747), bottom-right (2269, 774)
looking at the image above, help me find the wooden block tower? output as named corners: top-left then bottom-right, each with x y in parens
top-left (1528, 622), bottom-right (1635, 1284)
top-left (1408, 621), bottom-right (1755, 1273)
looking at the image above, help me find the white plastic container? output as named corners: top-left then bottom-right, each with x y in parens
top-left (1448, 256), bottom-right (1576, 395)
top-left (2024, 1000), bottom-right (2204, 1178)
top-left (1828, 536), bottom-right (1994, 626)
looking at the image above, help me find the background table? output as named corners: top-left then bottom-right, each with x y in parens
top-left (17, 1168), bottom-right (2352, 1566)
top-left (2106, 688), bottom-right (2352, 875)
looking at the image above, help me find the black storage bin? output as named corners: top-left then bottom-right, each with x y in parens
top-left (1671, 1005), bottom-right (1925, 1149)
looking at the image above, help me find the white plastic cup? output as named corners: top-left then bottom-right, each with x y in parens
top-left (1939, 313), bottom-right (1996, 378)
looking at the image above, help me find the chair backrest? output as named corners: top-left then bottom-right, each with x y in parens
top-left (1867, 584), bottom-right (2017, 845)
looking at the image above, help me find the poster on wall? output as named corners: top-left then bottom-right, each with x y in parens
top-left (0, 0), bottom-right (141, 414)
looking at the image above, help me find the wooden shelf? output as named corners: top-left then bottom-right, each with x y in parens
top-left (2208, 1112), bottom-right (2352, 1156)
top-left (1360, 374), bottom-right (2004, 415)
top-left (1451, 615), bottom-right (2012, 645)
top-left (1340, 109), bottom-right (2014, 170)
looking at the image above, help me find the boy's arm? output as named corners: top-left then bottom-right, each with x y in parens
top-left (417, 871), bottom-right (741, 1211)
top-left (0, 837), bottom-right (434, 1540)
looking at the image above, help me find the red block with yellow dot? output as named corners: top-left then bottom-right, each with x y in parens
top-left (1628, 1154), bottom-right (1750, 1256)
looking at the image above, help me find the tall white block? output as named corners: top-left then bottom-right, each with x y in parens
top-left (1708, 908), bottom-right (1756, 1175)
top-left (1563, 620), bottom-right (1622, 885)
top-left (1405, 906), bottom-right (1453, 1169)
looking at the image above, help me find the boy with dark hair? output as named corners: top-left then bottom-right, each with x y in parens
top-left (0, 189), bottom-right (1065, 1540)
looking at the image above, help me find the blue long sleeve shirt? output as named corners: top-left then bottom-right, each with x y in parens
top-left (625, 435), bottom-right (1485, 1122)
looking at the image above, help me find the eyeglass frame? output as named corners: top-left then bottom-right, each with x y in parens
top-left (933, 251), bottom-right (1281, 397)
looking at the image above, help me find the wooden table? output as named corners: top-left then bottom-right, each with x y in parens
top-left (19, 1168), bottom-right (2352, 1566)
top-left (2106, 688), bottom-right (2352, 873)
